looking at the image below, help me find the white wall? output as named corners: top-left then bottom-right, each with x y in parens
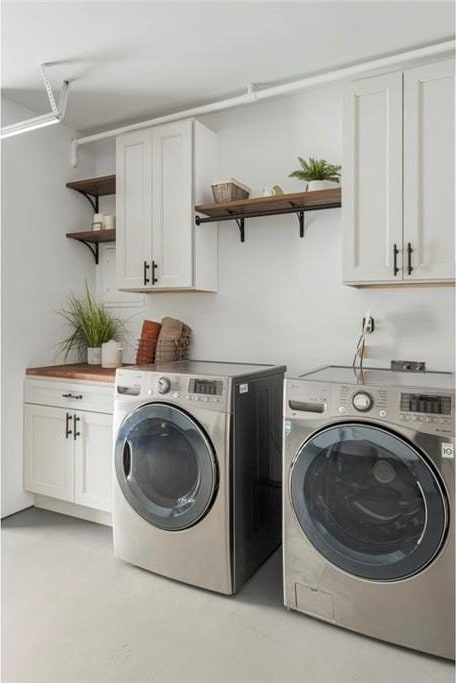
top-left (1, 97), bottom-right (95, 517)
top-left (93, 84), bottom-right (455, 374)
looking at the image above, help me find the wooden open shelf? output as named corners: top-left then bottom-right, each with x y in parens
top-left (66, 229), bottom-right (116, 264)
top-left (195, 188), bottom-right (341, 242)
top-left (66, 228), bottom-right (116, 243)
top-left (196, 188), bottom-right (341, 218)
top-left (66, 174), bottom-right (117, 263)
top-left (66, 174), bottom-right (116, 197)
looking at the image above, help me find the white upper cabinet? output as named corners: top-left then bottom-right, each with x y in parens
top-left (116, 130), bottom-right (153, 290)
top-left (343, 60), bottom-right (455, 286)
top-left (343, 72), bottom-right (403, 283)
top-left (403, 60), bottom-right (455, 281)
top-left (116, 119), bottom-right (218, 292)
top-left (152, 121), bottom-right (193, 288)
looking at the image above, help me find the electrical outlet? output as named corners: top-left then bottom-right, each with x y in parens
top-left (362, 315), bottom-right (375, 334)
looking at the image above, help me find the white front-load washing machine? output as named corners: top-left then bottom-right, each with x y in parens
top-left (283, 366), bottom-right (454, 659)
top-left (113, 361), bottom-right (285, 594)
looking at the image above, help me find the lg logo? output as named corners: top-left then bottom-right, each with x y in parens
top-left (442, 443), bottom-right (455, 459)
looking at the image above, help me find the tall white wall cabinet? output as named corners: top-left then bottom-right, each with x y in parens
top-left (116, 119), bottom-right (218, 292)
top-left (343, 59), bottom-right (455, 286)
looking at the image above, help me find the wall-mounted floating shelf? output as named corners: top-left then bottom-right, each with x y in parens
top-left (66, 174), bottom-right (116, 212)
top-left (66, 229), bottom-right (116, 265)
top-left (195, 188), bottom-right (341, 242)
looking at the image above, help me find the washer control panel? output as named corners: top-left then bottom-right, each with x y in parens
top-left (286, 378), bottom-right (454, 437)
top-left (115, 370), bottom-right (228, 410)
top-left (338, 385), bottom-right (453, 436)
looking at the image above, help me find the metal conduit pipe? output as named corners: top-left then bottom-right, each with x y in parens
top-left (70, 40), bottom-right (455, 166)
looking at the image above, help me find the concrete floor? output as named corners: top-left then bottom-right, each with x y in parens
top-left (2, 509), bottom-right (454, 683)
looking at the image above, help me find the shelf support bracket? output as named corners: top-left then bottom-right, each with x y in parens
top-left (79, 240), bottom-right (99, 264)
top-left (226, 210), bottom-right (245, 242)
top-left (298, 210), bottom-right (305, 238)
top-left (235, 217), bottom-right (245, 242)
top-left (71, 189), bottom-right (99, 213)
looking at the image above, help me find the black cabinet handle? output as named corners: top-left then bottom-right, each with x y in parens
top-left (73, 415), bottom-right (81, 441)
top-left (65, 413), bottom-right (73, 439)
top-left (407, 242), bottom-right (413, 275)
top-left (62, 393), bottom-right (83, 400)
top-left (151, 260), bottom-right (158, 285)
top-left (393, 243), bottom-right (399, 276)
top-left (143, 260), bottom-right (150, 285)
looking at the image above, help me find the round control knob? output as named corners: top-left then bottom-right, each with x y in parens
top-left (157, 377), bottom-right (171, 395)
top-left (352, 391), bottom-right (373, 412)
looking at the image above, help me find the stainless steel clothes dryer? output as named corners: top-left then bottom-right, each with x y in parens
top-left (113, 361), bottom-right (285, 594)
top-left (283, 366), bottom-right (454, 658)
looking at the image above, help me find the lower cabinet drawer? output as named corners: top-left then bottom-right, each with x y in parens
top-left (24, 378), bottom-right (114, 414)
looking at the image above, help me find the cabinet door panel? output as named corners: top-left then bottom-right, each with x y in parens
top-left (24, 405), bottom-right (73, 501)
top-left (152, 121), bottom-right (193, 288)
top-left (404, 60), bottom-right (455, 281)
top-left (74, 412), bottom-right (113, 512)
top-left (116, 130), bottom-right (153, 290)
top-left (343, 73), bottom-right (403, 283)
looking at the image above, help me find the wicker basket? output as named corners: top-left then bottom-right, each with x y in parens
top-left (136, 338), bottom-right (189, 365)
top-left (211, 178), bottom-right (251, 203)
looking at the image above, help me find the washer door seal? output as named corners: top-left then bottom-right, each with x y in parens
top-left (290, 422), bottom-right (447, 581)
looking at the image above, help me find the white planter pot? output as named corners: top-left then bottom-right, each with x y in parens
top-left (306, 180), bottom-right (340, 191)
top-left (87, 347), bottom-right (102, 365)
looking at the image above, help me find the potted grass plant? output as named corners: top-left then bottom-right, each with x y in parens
top-left (289, 157), bottom-right (341, 191)
top-left (57, 286), bottom-right (125, 365)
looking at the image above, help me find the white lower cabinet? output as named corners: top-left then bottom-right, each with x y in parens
top-left (74, 412), bottom-right (113, 512)
top-left (24, 379), bottom-right (113, 515)
top-left (24, 405), bottom-right (74, 502)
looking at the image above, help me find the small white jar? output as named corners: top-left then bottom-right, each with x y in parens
top-left (101, 340), bottom-right (123, 368)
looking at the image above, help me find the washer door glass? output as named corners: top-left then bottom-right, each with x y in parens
top-left (290, 423), bottom-right (447, 580)
top-left (115, 403), bottom-right (217, 531)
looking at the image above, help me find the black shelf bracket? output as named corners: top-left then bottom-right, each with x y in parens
top-left (71, 189), bottom-right (99, 213)
top-left (231, 213), bottom-right (245, 242)
top-left (288, 202), bottom-right (305, 237)
top-left (236, 218), bottom-right (245, 242)
top-left (194, 203), bottom-right (334, 243)
top-left (298, 211), bottom-right (305, 237)
top-left (76, 240), bottom-right (99, 264)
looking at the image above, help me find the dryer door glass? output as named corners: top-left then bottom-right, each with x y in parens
top-left (290, 423), bottom-right (447, 580)
top-left (115, 403), bottom-right (217, 531)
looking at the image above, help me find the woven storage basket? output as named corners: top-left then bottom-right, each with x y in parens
top-left (136, 338), bottom-right (189, 365)
top-left (211, 179), bottom-right (251, 203)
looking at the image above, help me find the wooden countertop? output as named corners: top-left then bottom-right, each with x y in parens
top-left (26, 363), bottom-right (129, 383)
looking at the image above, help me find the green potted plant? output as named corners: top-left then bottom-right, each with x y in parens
top-left (57, 286), bottom-right (126, 365)
top-left (289, 157), bottom-right (341, 191)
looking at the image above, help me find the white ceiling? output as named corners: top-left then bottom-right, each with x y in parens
top-left (2, 1), bottom-right (454, 134)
